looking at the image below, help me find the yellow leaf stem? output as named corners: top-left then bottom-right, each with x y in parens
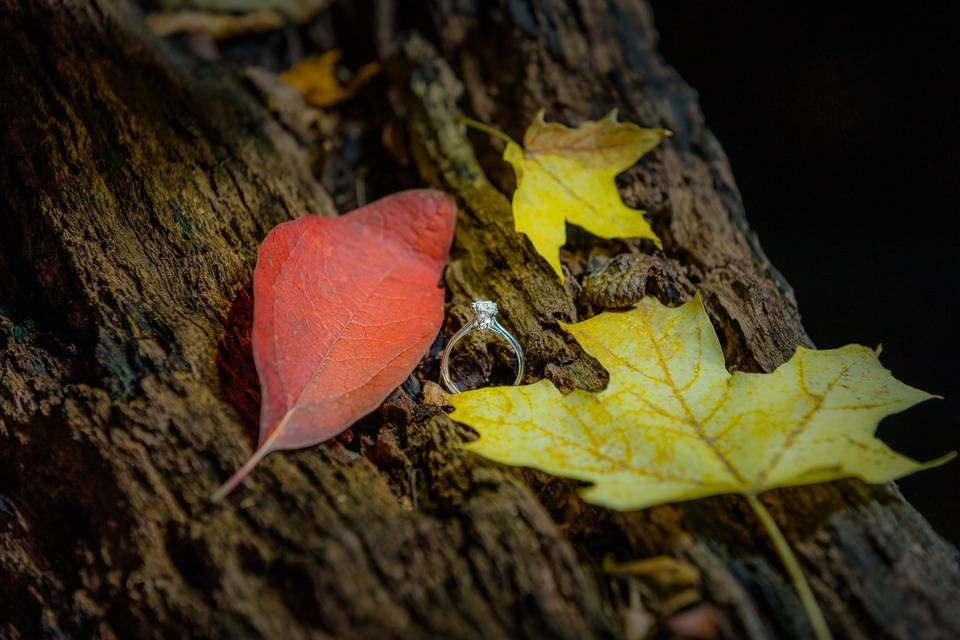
top-left (746, 493), bottom-right (832, 640)
top-left (458, 115), bottom-right (518, 147)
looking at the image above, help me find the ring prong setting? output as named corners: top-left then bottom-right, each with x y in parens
top-left (471, 300), bottom-right (498, 330)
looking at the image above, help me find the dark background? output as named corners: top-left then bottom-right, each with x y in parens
top-left (649, 2), bottom-right (959, 543)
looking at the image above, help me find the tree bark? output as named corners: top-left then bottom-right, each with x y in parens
top-left (1, 1), bottom-right (958, 639)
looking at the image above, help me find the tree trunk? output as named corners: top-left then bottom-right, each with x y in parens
top-left (1, 1), bottom-right (957, 639)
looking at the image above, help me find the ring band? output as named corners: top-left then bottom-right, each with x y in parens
top-left (440, 300), bottom-right (525, 394)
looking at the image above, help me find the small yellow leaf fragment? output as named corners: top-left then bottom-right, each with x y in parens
top-left (154, 1), bottom-right (329, 23)
top-left (280, 51), bottom-right (380, 108)
top-left (504, 110), bottom-right (670, 279)
top-left (450, 295), bottom-right (952, 510)
top-left (421, 380), bottom-right (447, 407)
top-left (604, 555), bottom-right (701, 615)
top-left (146, 9), bottom-right (284, 40)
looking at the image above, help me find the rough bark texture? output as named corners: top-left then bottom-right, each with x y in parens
top-left (1, 1), bottom-right (958, 639)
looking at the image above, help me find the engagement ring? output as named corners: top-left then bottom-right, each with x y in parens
top-left (440, 300), bottom-right (524, 393)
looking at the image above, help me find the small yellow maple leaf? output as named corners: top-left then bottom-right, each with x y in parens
top-left (450, 295), bottom-right (951, 510)
top-left (503, 110), bottom-right (670, 280)
top-left (280, 51), bottom-right (379, 108)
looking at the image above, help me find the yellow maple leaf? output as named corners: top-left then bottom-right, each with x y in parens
top-left (280, 51), bottom-right (379, 108)
top-left (450, 295), bottom-right (951, 511)
top-left (502, 110), bottom-right (670, 279)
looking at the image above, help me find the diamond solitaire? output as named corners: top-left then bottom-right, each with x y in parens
top-left (471, 300), bottom-right (498, 330)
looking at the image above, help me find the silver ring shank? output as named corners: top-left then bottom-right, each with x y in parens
top-left (440, 318), bottom-right (525, 394)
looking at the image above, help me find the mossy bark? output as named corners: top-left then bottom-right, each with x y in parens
top-left (1, 1), bottom-right (958, 639)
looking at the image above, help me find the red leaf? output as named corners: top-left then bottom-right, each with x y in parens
top-left (212, 190), bottom-right (456, 500)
